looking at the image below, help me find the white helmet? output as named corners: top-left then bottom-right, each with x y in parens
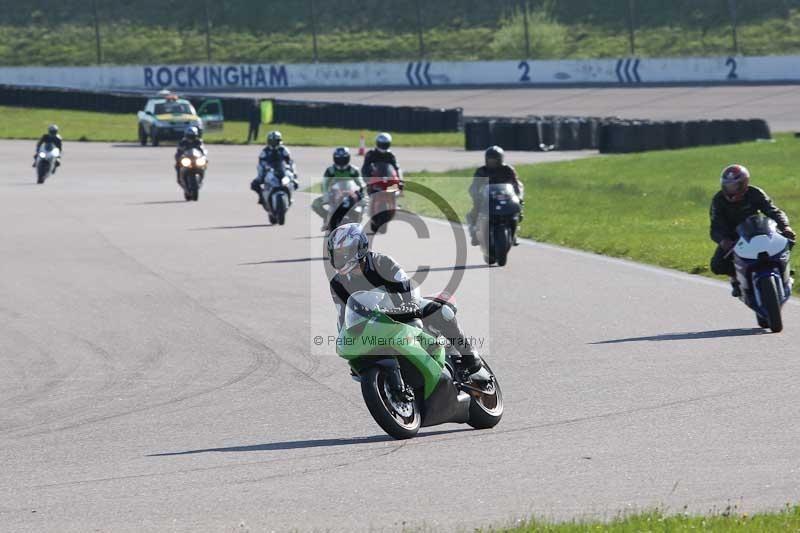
top-left (376, 132), bottom-right (392, 152)
top-left (327, 223), bottom-right (369, 275)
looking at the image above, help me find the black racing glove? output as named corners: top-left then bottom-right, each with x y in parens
top-left (782, 226), bottom-right (796, 241)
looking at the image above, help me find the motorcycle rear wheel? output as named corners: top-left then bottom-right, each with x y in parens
top-left (360, 367), bottom-right (420, 440)
top-left (466, 362), bottom-right (504, 430)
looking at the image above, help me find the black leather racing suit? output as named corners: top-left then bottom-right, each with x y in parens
top-left (709, 186), bottom-right (790, 276)
top-left (466, 164), bottom-right (524, 229)
top-left (36, 133), bottom-right (63, 152)
top-left (361, 149), bottom-right (399, 177)
top-left (329, 252), bottom-right (480, 367)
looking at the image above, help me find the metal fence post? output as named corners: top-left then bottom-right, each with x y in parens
top-left (91, 0), bottom-right (102, 65)
top-left (414, 0), bottom-right (425, 59)
top-left (310, 0), bottom-right (319, 62)
top-left (728, 0), bottom-right (740, 55)
top-left (204, 0), bottom-right (212, 62)
top-left (626, 0), bottom-right (636, 56)
top-left (522, 0), bottom-right (531, 58)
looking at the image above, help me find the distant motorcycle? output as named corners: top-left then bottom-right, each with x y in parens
top-left (177, 148), bottom-right (207, 201)
top-left (337, 290), bottom-right (503, 440)
top-left (327, 179), bottom-right (364, 232)
top-left (35, 143), bottom-right (60, 184)
top-left (732, 214), bottom-right (794, 332)
top-left (476, 183), bottom-right (521, 267)
top-left (260, 163), bottom-right (296, 226)
top-left (367, 162), bottom-right (401, 234)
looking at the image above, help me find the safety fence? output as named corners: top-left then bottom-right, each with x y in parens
top-left (0, 85), bottom-right (462, 132)
top-left (464, 116), bottom-right (772, 152)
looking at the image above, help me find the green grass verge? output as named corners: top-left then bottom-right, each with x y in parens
top-left (495, 506), bottom-right (800, 532)
top-left (2, 8), bottom-right (800, 65)
top-left (0, 106), bottom-right (463, 148)
top-left (405, 134), bottom-right (800, 282)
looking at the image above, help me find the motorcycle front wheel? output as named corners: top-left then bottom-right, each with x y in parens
top-left (758, 276), bottom-right (783, 333)
top-left (36, 160), bottom-right (49, 184)
top-left (360, 367), bottom-right (421, 440)
top-left (493, 225), bottom-right (510, 267)
top-left (184, 173), bottom-right (199, 201)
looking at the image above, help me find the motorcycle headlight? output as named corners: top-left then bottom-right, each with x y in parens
top-left (180, 157), bottom-right (192, 167)
top-left (196, 156), bottom-right (207, 167)
top-left (38, 152), bottom-right (46, 158)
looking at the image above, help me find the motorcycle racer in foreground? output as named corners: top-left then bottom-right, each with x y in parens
top-left (709, 164), bottom-right (794, 296)
top-left (326, 223), bottom-right (483, 377)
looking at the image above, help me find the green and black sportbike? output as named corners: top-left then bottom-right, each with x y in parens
top-left (337, 290), bottom-right (503, 439)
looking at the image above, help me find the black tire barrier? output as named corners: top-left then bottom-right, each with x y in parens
top-left (598, 118), bottom-right (772, 154)
top-left (272, 99), bottom-right (461, 132)
top-left (665, 121), bottom-right (687, 150)
top-left (750, 119), bottom-right (771, 140)
top-left (0, 85), bottom-right (462, 133)
top-left (517, 121), bottom-right (542, 151)
top-left (464, 121), bottom-right (491, 151)
top-left (557, 120), bottom-right (581, 151)
top-left (489, 120), bottom-right (519, 150)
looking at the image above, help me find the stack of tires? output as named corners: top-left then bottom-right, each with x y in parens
top-left (464, 116), bottom-right (613, 152)
top-left (272, 100), bottom-right (462, 133)
top-left (597, 119), bottom-right (771, 154)
top-left (464, 114), bottom-right (772, 153)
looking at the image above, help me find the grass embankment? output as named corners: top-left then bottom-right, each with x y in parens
top-left (497, 506), bottom-right (800, 532)
top-left (0, 106), bottom-right (463, 148)
top-left (2, 8), bottom-right (800, 64)
top-left (407, 134), bottom-right (800, 281)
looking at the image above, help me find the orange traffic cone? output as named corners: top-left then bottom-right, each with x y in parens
top-left (358, 132), bottom-right (366, 156)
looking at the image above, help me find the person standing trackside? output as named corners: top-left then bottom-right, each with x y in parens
top-left (247, 99), bottom-right (261, 143)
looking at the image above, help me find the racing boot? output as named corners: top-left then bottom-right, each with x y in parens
top-left (730, 277), bottom-right (741, 298)
top-left (468, 224), bottom-right (479, 246)
top-left (456, 351), bottom-right (483, 377)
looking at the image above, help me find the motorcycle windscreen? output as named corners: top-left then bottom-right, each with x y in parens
top-left (482, 183), bottom-right (516, 200)
top-left (343, 290), bottom-right (391, 330)
top-left (737, 215), bottom-right (778, 241)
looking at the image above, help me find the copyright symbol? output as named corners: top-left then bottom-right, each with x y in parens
top-left (313, 336), bottom-right (324, 346)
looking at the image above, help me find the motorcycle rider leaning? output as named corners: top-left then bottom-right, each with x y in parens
top-left (710, 164), bottom-right (795, 296)
top-left (251, 130), bottom-right (298, 204)
top-left (33, 124), bottom-right (63, 171)
top-left (327, 223), bottom-right (483, 384)
top-left (312, 147), bottom-right (366, 231)
top-left (174, 126), bottom-right (206, 182)
top-left (466, 146), bottom-right (525, 246)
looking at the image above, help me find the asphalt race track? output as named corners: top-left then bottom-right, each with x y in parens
top-left (237, 85), bottom-right (800, 132)
top-left (2, 140), bottom-right (800, 532)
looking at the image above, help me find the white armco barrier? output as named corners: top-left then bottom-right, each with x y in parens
top-left (1, 56), bottom-right (799, 91)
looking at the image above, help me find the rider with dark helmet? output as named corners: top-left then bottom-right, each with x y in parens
top-left (709, 164), bottom-right (794, 296)
top-left (174, 126), bottom-right (206, 181)
top-left (251, 130), bottom-right (298, 203)
top-left (33, 124), bottom-right (63, 170)
top-left (312, 147), bottom-right (366, 230)
top-left (466, 145), bottom-right (525, 246)
top-left (327, 223), bottom-right (482, 377)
